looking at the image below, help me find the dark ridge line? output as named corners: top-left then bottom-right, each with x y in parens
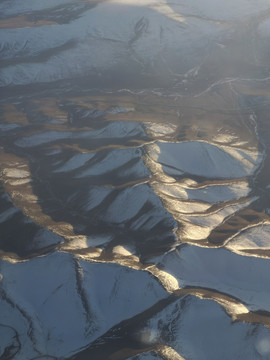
top-left (176, 286), bottom-right (270, 327)
top-left (68, 294), bottom-right (178, 360)
top-left (240, 248), bottom-right (270, 258)
top-left (30, 356), bottom-right (57, 360)
top-left (1, 251), bottom-right (270, 358)
top-left (129, 17), bottom-right (150, 46)
top-left (26, 1), bottom-right (98, 25)
top-left (0, 0), bottom-right (102, 20)
top-left (0, 323), bottom-right (21, 359)
top-left (208, 206), bottom-right (269, 245)
top-left (0, 245), bottom-right (60, 262)
top-left (0, 40), bottom-right (78, 67)
top-left (0, 287), bottom-right (41, 355)
top-left (68, 286), bottom-right (270, 360)
top-left (73, 257), bottom-right (98, 336)
top-left (1, 78), bottom-right (270, 113)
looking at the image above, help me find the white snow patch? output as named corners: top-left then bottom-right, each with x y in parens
top-left (75, 148), bottom-right (147, 178)
top-left (66, 234), bottom-right (113, 249)
top-left (0, 251), bottom-right (168, 358)
top-left (226, 224), bottom-right (270, 251)
top-left (112, 245), bottom-right (136, 256)
top-left (3, 168), bottom-right (30, 179)
top-left (147, 141), bottom-right (262, 179)
top-left (160, 244), bottom-right (270, 312)
top-left (145, 294), bottom-right (270, 360)
top-left (15, 122), bottom-right (145, 148)
top-left (154, 181), bottom-right (250, 204)
top-left (145, 122), bottom-right (178, 138)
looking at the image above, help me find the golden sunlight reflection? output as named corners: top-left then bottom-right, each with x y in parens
top-left (158, 345), bottom-right (187, 360)
top-left (0, 150), bottom-right (97, 254)
top-left (109, 0), bottom-right (186, 24)
top-left (2, 1), bottom-right (270, 357)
